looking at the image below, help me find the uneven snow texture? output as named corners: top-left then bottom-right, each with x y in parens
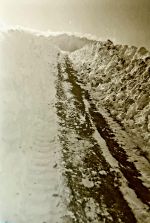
top-left (70, 41), bottom-right (150, 160)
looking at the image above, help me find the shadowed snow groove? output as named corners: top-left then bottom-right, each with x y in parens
top-left (56, 57), bottom-right (137, 223)
top-left (86, 99), bottom-right (150, 207)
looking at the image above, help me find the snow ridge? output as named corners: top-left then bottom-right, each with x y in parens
top-left (70, 40), bottom-right (150, 160)
top-left (0, 27), bottom-right (95, 52)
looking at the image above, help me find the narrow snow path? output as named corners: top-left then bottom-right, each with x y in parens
top-left (0, 34), bottom-right (67, 223)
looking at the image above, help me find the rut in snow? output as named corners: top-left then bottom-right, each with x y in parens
top-left (55, 56), bottom-right (137, 223)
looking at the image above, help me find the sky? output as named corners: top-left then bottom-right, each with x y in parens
top-left (0, 0), bottom-right (150, 48)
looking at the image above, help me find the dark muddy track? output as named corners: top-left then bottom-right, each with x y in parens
top-left (55, 57), bottom-right (138, 223)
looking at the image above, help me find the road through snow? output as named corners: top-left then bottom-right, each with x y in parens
top-left (0, 31), bottom-right (150, 223)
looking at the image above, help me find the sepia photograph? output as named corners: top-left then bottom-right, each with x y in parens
top-left (0, 1), bottom-right (150, 222)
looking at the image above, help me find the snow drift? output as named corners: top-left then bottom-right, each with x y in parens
top-left (0, 29), bottom-right (68, 223)
top-left (70, 40), bottom-right (150, 160)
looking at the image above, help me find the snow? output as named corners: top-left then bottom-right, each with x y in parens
top-left (70, 40), bottom-right (150, 160)
top-left (0, 28), bottom-right (150, 223)
top-left (1, 27), bottom-right (94, 52)
top-left (81, 177), bottom-right (94, 188)
top-left (90, 114), bottom-right (150, 223)
top-left (0, 29), bottom-right (70, 223)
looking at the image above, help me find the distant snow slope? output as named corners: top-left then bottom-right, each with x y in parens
top-left (45, 33), bottom-right (94, 52)
top-left (1, 28), bottom-right (94, 52)
top-left (70, 40), bottom-right (150, 160)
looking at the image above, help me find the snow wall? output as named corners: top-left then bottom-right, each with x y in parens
top-left (70, 40), bottom-right (150, 160)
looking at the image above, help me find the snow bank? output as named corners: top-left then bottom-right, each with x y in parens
top-left (0, 29), bottom-right (68, 222)
top-left (70, 40), bottom-right (150, 160)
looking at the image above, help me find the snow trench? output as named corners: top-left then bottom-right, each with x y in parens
top-left (0, 29), bottom-right (149, 222)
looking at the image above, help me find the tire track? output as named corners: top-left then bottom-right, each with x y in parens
top-left (19, 117), bottom-right (65, 223)
top-left (55, 58), bottom-right (137, 223)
